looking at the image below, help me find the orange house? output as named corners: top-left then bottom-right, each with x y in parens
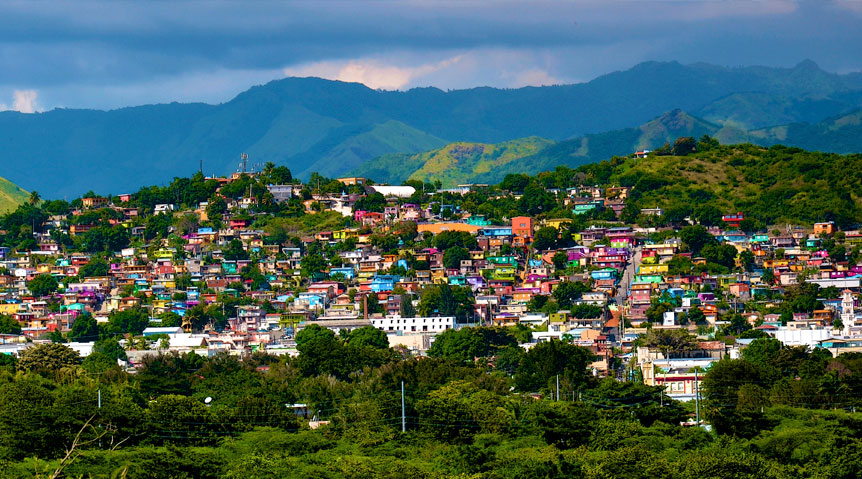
top-left (814, 222), bottom-right (836, 235)
top-left (511, 216), bottom-right (533, 239)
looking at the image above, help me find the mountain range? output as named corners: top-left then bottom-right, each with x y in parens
top-left (353, 108), bottom-right (862, 186)
top-left (2, 59), bottom-right (862, 198)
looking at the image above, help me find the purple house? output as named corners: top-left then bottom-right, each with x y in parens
top-left (697, 292), bottom-right (715, 302)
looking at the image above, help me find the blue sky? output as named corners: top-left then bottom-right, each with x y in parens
top-left (1, 0), bottom-right (861, 112)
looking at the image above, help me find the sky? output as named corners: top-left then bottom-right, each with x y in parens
top-left (0, 0), bottom-right (861, 112)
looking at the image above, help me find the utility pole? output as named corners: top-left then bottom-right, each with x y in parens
top-left (556, 375), bottom-right (560, 401)
top-left (97, 389), bottom-right (101, 409)
top-left (694, 369), bottom-right (700, 427)
top-left (401, 380), bottom-right (406, 433)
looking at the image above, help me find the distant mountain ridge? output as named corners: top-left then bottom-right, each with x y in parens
top-left (2, 59), bottom-right (862, 197)
top-left (354, 108), bottom-right (862, 186)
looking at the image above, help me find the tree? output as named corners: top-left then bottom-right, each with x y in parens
top-left (67, 313), bottom-right (99, 341)
top-left (295, 324), bottom-right (336, 348)
top-left (687, 307), bottom-right (706, 325)
top-left (552, 281), bottom-right (590, 309)
top-left (0, 376), bottom-right (57, 459)
top-left (672, 136), bottom-right (696, 156)
top-left (223, 238), bottom-right (249, 261)
top-left (518, 181), bottom-right (556, 215)
top-left (442, 246), bottom-right (470, 269)
top-left (532, 226), bottom-right (559, 251)
top-left (418, 284), bottom-right (475, 322)
top-left (515, 339), bottom-right (594, 393)
top-left (552, 251), bottom-right (568, 270)
top-left (347, 326), bottom-right (389, 349)
top-left (78, 257), bottom-right (109, 278)
top-left (300, 252), bottom-right (328, 280)
top-left (17, 343), bottom-right (81, 374)
top-left (107, 306), bottom-right (150, 335)
top-left (354, 192), bottom-right (386, 212)
top-left (264, 163), bottom-right (293, 184)
top-left (738, 249), bottom-right (755, 271)
top-left (428, 327), bottom-right (516, 362)
top-left (206, 195), bottom-right (227, 219)
top-left (679, 225), bottom-right (717, 255)
top-left (359, 293), bottom-right (383, 316)
top-left (158, 311), bottom-right (184, 328)
top-left (0, 314), bottom-right (21, 335)
top-left (27, 273), bottom-right (58, 297)
top-left (93, 337), bottom-right (128, 361)
top-left (433, 230), bottom-right (478, 250)
top-left (693, 205), bottom-right (722, 227)
top-left (701, 243), bottom-right (738, 269)
top-left (701, 358), bottom-right (771, 437)
top-left (641, 328), bottom-right (698, 355)
top-left (500, 173), bottom-right (531, 192)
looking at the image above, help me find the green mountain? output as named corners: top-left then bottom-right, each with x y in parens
top-left (357, 108), bottom-right (862, 187)
top-left (748, 110), bottom-right (862, 153)
top-left (356, 110), bottom-right (730, 186)
top-left (2, 59), bottom-right (862, 198)
top-left (357, 137), bottom-right (553, 186)
top-left (0, 176), bottom-right (29, 213)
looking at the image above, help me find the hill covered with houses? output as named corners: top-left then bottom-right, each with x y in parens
top-left (3, 142), bottom-right (862, 475)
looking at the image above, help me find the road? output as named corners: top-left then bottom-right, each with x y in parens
top-left (616, 246), bottom-right (641, 307)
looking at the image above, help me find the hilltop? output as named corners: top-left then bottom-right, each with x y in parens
top-left (3, 60), bottom-right (862, 197)
top-left (579, 142), bottom-right (862, 227)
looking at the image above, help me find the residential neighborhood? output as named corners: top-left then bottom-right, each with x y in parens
top-left (2, 161), bottom-right (861, 410)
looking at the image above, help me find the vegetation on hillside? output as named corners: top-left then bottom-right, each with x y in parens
top-left (0, 176), bottom-right (29, 213)
top-left (2, 332), bottom-right (862, 478)
top-left (356, 109), bottom-right (862, 187)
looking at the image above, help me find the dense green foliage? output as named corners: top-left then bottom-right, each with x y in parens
top-left (3, 332), bottom-right (862, 478)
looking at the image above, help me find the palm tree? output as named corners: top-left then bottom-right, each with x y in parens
top-left (28, 190), bottom-right (40, 206)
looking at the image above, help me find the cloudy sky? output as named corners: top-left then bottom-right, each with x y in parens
top-left (1, 0), bottom-right (861, 112)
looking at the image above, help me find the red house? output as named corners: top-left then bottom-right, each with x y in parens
top-left (721, 212), bottom-right (745, 229)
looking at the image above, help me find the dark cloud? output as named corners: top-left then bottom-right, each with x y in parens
top-left (0, 0), bottom-right (859, 109)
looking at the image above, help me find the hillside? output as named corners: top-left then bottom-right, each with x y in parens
top-left (748, 110), bottom-right (862, 153)
top-left (355, 110), bottom-right (731, 186)
top-left (357, 108), bottom-right (862, 187)
top-left (594, 144), bottom-right (862, 227)
top-left (0, 176), bottom-right (29, 213)
top-left (3, 60), bottom-right (862, 197)
top-left (358, 137), bottom-right (553, 186)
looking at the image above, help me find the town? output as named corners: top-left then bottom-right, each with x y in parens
top-left (1, 150), bottom-right (860, 407)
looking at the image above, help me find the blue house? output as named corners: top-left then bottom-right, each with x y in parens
top-left (329, 267), bottom-right (356, 280)
top-left (591, 268), bottom-right (618, 281)
top-left (480, 227), bottom-right (513, 237)
top-left (371, 275), bottom-right (400, 292)
top-left (448, 275), bottom-right (467, 286)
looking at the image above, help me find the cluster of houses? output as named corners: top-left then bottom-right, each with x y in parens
top-left (2, 172), bottom-right (862, 397)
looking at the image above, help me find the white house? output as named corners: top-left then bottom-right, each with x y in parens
top-left (371, 316), bottom-right (455, 333)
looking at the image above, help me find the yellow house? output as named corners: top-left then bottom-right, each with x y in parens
top-left (333, 229), bottom-right (359, 240)
top-left (0, 303), bottom-right (20, 315)
top-left (638, 264), bottom-right (669, 275)
top-left (544, 218), bottom-right (572, 230)
top-left (151, 248), bottom-right (175, 260)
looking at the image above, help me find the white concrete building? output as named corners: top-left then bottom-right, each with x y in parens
top-left (371, 316), bottom-right (455, 333)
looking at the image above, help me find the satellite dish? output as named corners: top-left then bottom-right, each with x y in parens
top-left (204, 397), bottom-right (212, 404)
